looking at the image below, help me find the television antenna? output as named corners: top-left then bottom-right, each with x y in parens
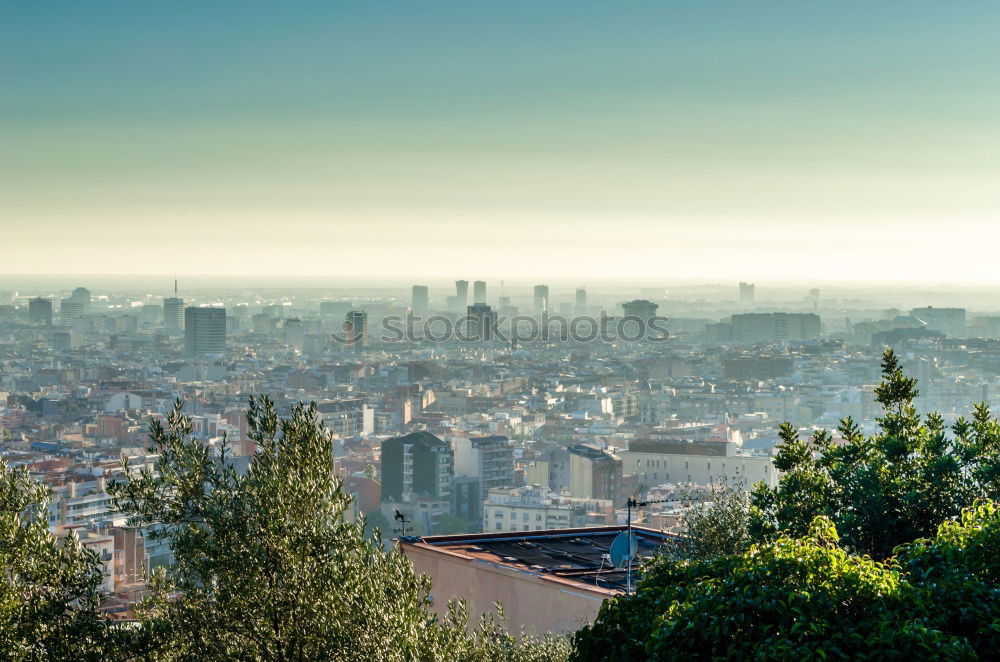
top-left (393, 509), bottom-right (413, 536)
top-left (619, 496), bottom-right (675, 594)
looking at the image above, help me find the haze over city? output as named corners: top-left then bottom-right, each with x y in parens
top-left (5, 3), bottom-right (1000, 660)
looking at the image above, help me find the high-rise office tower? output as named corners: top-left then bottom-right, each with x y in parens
top-left (411, 285), bottom-right (429, 315)
top-left (184, 306), bottom-right (227, 357)
top-left (345, 310), bottom-right (367, 353)
top-left (467, 303), bottom-right (495, 341)
top-left (164, 280), bottom-right (184, 334)
top-left (455, 280), bottom-right (469, 306)
top-left (533, 285), bottom-right (549, 313)
top-left (473, 280), bottom-right (487, 304)
top-left (60, 299), bottom-right (85, 320)
top-left (164, 297), bottom-right (184, 334)
top-left (284, 317), bottom-right (305, 350)
top-left (575, 288), bottom-right (587, 314)
top-left (739, 282), bottom-right (755, 304)
top-left (622, 299), bottom-right (659, 320)
top-left (70, 287), bottom-right (91, 313)
top-left (28, 298), bottom-right (53, 326)
top-left (70, 287), bottom-right (91, 311)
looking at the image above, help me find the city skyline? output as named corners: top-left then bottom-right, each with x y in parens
top-left (4, 2), bottom-right (1000, 281)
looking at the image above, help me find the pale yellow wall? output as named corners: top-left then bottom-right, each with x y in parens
top-left (619, 451), bottom-right (776, 488)
top-left (403, 544), bottom-right (607, 635)
top-left (568, 453), bottom-right (592, 499)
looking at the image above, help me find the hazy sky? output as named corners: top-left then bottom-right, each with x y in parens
top-left (3, 2), bottom-right (1000, 282)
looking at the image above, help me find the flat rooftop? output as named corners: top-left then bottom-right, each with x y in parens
top-left (399, 525), bottom-right (676, 595)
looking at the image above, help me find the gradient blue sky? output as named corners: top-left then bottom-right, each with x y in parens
top-left (3, 1), bottom-right (999, 281)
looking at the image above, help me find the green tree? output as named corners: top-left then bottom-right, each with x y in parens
top-left (669, 474), bottom-right (751, 560)
top-left (573, 507), bottom-right (1000, 661)
top-left (431, 601), bottom-right (572, 662)
top-left (109, 397), bottom-right (446, 660)
top-left (109, 397), bottom-right (570, 662)
top-left (0, 462), bottom-right (115, 661)
top-left (749, 348), bottom-right (1000, 558)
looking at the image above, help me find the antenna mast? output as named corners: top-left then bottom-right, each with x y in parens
top-left (393, 509), bottom-right (413, 537)
top-left (625, 495), bottom-right (675, 595)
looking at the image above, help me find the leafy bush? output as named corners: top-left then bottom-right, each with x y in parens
top-left (750, 349), bottom-right (1000, 559)
top-left (108, 397), bottom-right (568, 661)
top-left (0, 463), bottom-right (119, 661)
top-left (668, 474), bottom-right (752, 561)
top-left (573, 503), bottom-right (1000, 661)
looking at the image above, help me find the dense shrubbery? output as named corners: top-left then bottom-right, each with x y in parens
top-left (574, 503), bottom-right (1000, 661)
top-left (574, 351), bottom-right (1000, 660)
top-left (2, 398), bottom-right (568, 661)
top-left (0, 462), bottom-right (120, 661)
top-left (750, 349), bottom-right (1000, 560)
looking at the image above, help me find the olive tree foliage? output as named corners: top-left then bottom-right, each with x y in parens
top-left (667, 473), bottom-right (752, 561)
top-left (573, 504), bottom-right (1000, 661)
top-left (430, 601), bottom-right (572, 662)
top-left (109, 397), bottom-right (569, 662)
top-left (0, 462), bottom-right (116, 661)
top-left (749, 348), bottom-right (1000, 559)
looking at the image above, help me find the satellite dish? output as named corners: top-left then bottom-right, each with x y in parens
top-left (609, 532), bottom-right (637, 568)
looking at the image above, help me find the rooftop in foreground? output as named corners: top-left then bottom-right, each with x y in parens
top-left (399, 525), bottom-right (676, 596)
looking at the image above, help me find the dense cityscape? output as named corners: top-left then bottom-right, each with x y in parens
top-left (3, 279), bottom-right (999, 635)
top-left (7, 1), bottom-right (1000, 659)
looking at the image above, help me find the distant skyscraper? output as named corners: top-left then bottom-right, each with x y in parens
top-left (184, 306), bottom-right (227, 357)
top-left (28, 297), bottom-right (53, 326)
top-left (730, 312), bottom-right (821, 343)
top-left (533, 285), bottom-right (549, 314)
top-left (60, 299), bottom-right (85, 320)
top-left (575, 288), bottom-right (587, 314)
top-left (455, 280), bottom-right (469, 306)
top-left (70, 287), bottom-right (91, 313)
top-left (473, 280), bottom-right (487, 304)
top-left (411, 285), bottom-right (429, 314)
top-left (739, 282), bottom-right (755, 304)
top-left (164, 280), bottom-right (184, 334)
top-left (467, 303), bottom-right (495, 341)
top-left (284, 317), bottom-right (304, 350)
top-left (345, 310), bottom-right (367, 353)
top-left (622, 299), bottom-right (660, 322)
top-left (164, 297), bottom-right (184, 334)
